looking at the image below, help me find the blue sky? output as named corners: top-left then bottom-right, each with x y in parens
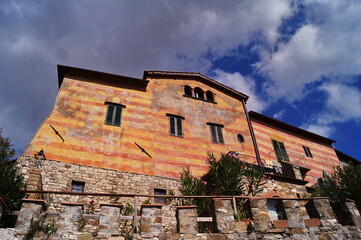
top-left (0, 0), bottom-right (360, 161)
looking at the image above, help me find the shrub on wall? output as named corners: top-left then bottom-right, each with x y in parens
top-left (179, 153), bottom-right (266, 216)
top-left (314, 163), bottom-right (361, 209)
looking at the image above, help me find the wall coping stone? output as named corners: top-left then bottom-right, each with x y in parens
top-left (82, 214), bottom-right (99, 219)
top-left (60, 202), bottom-right (84, 206)
top-left (175, 205), bottom-right (197, 209)
top-left (21, 198), bottom-right (45, 205)
top-left (99, 203), bottom-right (124, 208)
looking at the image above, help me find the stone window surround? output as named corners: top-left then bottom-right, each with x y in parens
top-left (69, 179), bottom-right (86, 193)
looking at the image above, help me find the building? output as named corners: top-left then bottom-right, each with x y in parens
top-left (17, 65), bottom-right (348, 199)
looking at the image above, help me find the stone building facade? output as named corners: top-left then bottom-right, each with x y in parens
top-left (18, 65), bottom-right (344, 199)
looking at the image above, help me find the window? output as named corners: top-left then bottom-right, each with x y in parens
top-left (184, 85), bottom-right (192, 96)
top-left (272, 139), bottom-right (289, 162)
top-left (303, 146), bottom-right (313, 158)
top-left (208, 123), bottom-right (224, 144)
top-left (105, 102), bottom-right (125, 126)
top-left (71, 181), bottom-right (85, 193)
top-left (237, 134), bottom-right (244, 143)
top-left (154, 188), bottom-right (167, 204)
top-left (205, 91), bottom-right (214, 102)
top-left (167, 114), bottom-right (184, 137)
top-left (194, 87), bottom-right (204, 99)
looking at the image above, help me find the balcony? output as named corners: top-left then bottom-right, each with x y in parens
top-left (233, 152), bottom-right (309, 185)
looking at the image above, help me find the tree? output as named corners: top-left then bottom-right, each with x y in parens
top-left (179, 153), bottom-right (266, 216)
top-left (206, 153), bottom-right (266, 196)
top-left (0, 128), bottom-right (26, 212)
top-left (0, 128), bottom-right (16, 162)
top-left (314, 163), bottom-right (361, 209)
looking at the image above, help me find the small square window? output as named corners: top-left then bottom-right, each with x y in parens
top-left (207, 123), bottom-right (224, 144)
top-left (105, 102), bottom-right (125, 126)
top-left (71, 181), bottom-right (85, 193)
top-left (154, 188), bottom-right (167, 204)
top-left (167, 114), bottom-right (184, 137)
top-left (303, 146), bottom-right (313, 158)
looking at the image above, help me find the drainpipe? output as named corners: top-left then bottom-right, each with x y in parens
top-left (241, 99), bottom-right (263, 166)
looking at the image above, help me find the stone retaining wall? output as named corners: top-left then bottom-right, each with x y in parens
top-left (5, 196), bottom-right (361, 239)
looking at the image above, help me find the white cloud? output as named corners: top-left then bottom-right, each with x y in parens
top-left (257, 1), bottom-right (361, 102)
top-left (301, 83), bottom-right (361, 137)
top-left (273, 110), bottom-right (285, 120)
top-left (302, 124), bottom-right (335, 138)
top-left (213, 70), bottom-right (266, 112)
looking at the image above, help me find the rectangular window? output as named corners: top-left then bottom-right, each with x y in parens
top-left (272, 139), bottom-right (289, 162)
top-left (105, 102), bottom-right (125, 126)
top-left (207, 123), bottom-right (224, 144)
top-left (71, 181), bottom-right (85, 193)
top-left (167, 114), bottom-right (184, 137)
top-left (154, 188), bottom-right (167, 204)
top-left (303, 146), bottom-right (313, 158)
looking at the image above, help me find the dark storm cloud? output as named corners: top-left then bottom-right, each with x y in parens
top-left (0, 0), bottom-right (292, 152)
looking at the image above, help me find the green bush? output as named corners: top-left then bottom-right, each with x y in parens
top-left (179, 153), bottom-right (266, 217)
top-left (0, 163), bottom-right (26, 212)
top-left (0, 127), bottom-right (26, 212)
top-left (314, 163), bottom-right (361, 208)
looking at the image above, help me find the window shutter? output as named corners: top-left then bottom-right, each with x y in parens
top-left (217, 126), bottom-right (224, 144)
top-left (169, 116), bottom-right (176, 135)
top-left (279, 142), bottom-right (289, 162)
top-left (210, 125), bottom-right (217, 143)
top-left (106, 105), bottom-right (114, 124)
top-left (114, 106), bottom-right (122, 126)
top-left (176, 117), bottom-right (182, 136)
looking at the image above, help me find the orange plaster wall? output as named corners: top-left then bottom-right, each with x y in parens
top-left (23, 75), bottom-right (255, 179)
top-left (251, 120), bottom-right (341, 185)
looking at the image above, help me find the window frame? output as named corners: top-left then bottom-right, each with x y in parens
top-left (207, 122), bottom-right (224, 144)
top-left (104, 102), bottom-right (126, 127)
top-left (71, 180), bottom-right (85, 193)
top-left (166, 114), bottom-right (185, 137)
top-left (272, 139), bottom-right (289, 162)
top-left (194, 87), bottom-right (204, 99)
top-left (303, 146), bottom-right (313, 158)
top-left (154, 188), bottom-right (167, 204)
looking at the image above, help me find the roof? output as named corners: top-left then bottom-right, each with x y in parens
top-left (335, 149), bottom-right (360, 165)
top-left (57, 65), bottom-right (149, 89)
top-left (143, 70), bottom-right (249, 102)
top-left (249, 111), bottom-right (336, 145)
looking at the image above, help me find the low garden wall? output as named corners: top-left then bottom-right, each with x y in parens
top-left (1, 194), bottom-right (361, 239)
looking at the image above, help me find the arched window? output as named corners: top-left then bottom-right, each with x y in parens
top-left (184, 85), bottom-right (192, 96)
top-left (205, 91), bottom-right (214, 102)
top-left (194, 87), bottom-right (204, 99)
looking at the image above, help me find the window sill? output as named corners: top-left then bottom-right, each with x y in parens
top-left (183, 95), bottom-right (217, 104)
top-left (105, 123), bottom-right (121, 127)
top-left (169, 134), bottom-right (184, 138)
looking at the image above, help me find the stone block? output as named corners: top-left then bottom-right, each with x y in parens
top-left (272, 220), bottom-right (289, 229)
top-left (250, 198), bottom-right (272, 232)
top-left (58, 203), bottom-right (83, 233)
top-left (282, 200), bottom-right (306, 229)
top-left (176, 206), bottom-right (198, 234)
top-left (304, 218), bottom-right (321, 227)
top-left (98, 205), bottom-right (121, 236)
top-left (15, 199), bottom-right (45, 235)
top-left (140, 205), bottom-right (162, 234)
top-left (212, 198), bottom-right (235, 232)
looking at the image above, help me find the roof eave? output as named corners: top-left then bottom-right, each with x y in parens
top-left (57, 65), bottom-right (149, 89)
